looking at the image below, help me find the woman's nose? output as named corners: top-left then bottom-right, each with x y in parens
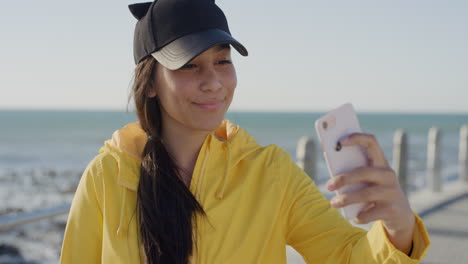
top-left (200, 66), bottom-right (222, 92)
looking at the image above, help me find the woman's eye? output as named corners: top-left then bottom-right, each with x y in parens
top-left (217, 59), bottom-right (232, 65)
top-left (180, 63), bottom-right (197, 70)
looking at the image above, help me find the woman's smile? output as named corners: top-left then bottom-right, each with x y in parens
top-left (193, 100), bottom-right (224, 111)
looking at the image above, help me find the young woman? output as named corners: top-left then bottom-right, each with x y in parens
top-left (60, 0), bottom-right (430, 263)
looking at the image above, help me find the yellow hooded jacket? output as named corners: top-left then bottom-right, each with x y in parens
top-left (60, 120), bottom-right (430, 263)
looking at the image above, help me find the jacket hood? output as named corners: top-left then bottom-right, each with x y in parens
top-left (100, 119), bottom-right (262, 197)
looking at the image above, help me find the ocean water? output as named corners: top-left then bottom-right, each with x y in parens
top-left (1, 110), bottom-right (467, 185)
top-left (0, 109), bottom-right (467, 262)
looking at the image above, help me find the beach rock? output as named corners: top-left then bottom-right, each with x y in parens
top-left (0, 244), bottom-right (21, 257)
top-left (0, 243), bottom-right (39, 264)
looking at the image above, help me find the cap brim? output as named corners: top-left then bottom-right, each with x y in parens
top-left (151, 29), bottom-right (248, 70)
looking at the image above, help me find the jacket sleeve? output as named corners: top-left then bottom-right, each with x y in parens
top-left (60, 155), bottom-right (105, 264)
top-left (279, 150), bottom-right (430, 264)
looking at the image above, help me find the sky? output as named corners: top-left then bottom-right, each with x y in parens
top-left (0, 0), bottom-right (467, 113)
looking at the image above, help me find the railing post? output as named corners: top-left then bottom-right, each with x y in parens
top-left (296, 136), bottom-right (316, 181)
top-left (459, 124), bottom-right (468, 183)
top-left (427, 127), bottom-right (442, 192)
top-left (392, 129), bottom-right (408, 195)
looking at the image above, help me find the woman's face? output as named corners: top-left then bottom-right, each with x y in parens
top-left (151, 44), bottom-right (237, 134)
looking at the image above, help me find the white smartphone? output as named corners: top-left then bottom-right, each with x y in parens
top-left (315, 103), bottom-right (369, 219)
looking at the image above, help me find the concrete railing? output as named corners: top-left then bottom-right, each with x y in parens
top-left (0, 204), bottom-right (70, 232)
top-left (296, 136), bottom-right (316, 182)
top-left (427, 127), bottom-right (442, 192)
top-left (392, 129), bottom-right (408, 195)
top-left (459, 125), bottom-right (468, 183)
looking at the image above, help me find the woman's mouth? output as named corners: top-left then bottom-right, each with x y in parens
top-left (193, 101), bottom-right (223, 110)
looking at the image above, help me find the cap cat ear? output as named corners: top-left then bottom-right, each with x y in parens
top-left (128, 2), bottom-right (153, 20)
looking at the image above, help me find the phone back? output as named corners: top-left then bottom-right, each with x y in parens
top-left (315, 103), bottom-right (367, 175)
top-left (315, 103), bottom-right (368, 219)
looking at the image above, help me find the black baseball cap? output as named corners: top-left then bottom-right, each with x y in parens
top-left (129, 0), bottom-right (248, 70)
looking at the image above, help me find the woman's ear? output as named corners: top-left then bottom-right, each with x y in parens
top-left (147, 90), bottom-right (157, 98)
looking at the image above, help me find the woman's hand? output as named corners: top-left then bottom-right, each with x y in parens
top-left (326, 133), bottom-right (415, 254)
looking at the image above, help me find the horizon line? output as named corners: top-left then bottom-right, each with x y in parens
top-left (0, 107), bottom-right (467, 115)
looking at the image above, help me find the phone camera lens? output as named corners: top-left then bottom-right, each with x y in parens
top-left (335, 142), bottom-right (342, 152)
top-left (322, 121), bottom-right (328, 130)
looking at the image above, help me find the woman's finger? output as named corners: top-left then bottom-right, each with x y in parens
top-left (327, 166), bottom-right (397, 191)
top-left (354, 204), bottom-right (392, 224)
top-left (330, 185), bottom-right (398, 208)
top-left (339, 133), bottom-right (389, 168)
top-left (360, 201), bottom-right (376, 214)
